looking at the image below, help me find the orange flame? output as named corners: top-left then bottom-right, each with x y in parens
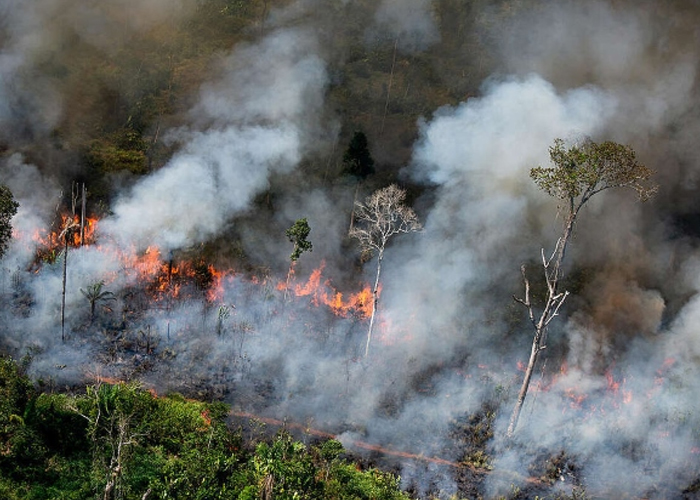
top-left (24, 215), bottom-right (374, 316)
top-left (32, 214), bottom-right (99, 250)
top-left (206, 265), bottom-right (231, 303)
top-left (281, 261), bottom-right (374, 320)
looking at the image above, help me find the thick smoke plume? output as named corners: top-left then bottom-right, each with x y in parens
top-left (101, 28), bottom-right (327, 251)
top-left (2, 1), bottom-right (700, 498)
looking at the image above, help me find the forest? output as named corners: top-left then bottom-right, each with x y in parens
top-left (1, 0), bottom-right (700, 498)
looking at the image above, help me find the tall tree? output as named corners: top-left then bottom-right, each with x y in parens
top-left (350, 185), bottom-right (421, 357)
top-left (284, 218), bottom-right (313, 300)
top-left (343, 131), bottom-right (376, 233)
top-left (342, 131), bottom-right (375, 180)
top-left (507, 138), bottom-right (657, 437)
top-left (60, 217), bottom-right (80, 342)
top-left (0, 184), bottom-right (19, 259)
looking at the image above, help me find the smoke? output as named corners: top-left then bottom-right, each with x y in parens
top-left (0, 0), bottom-right (195, 144)
top-left (101, 28), bottom-right (327, 252)
top-left (371, 0), bottom-right (439, 53)
top-left (2, 1), bottom-right (700, 498)
top-left (397, 75), bottom-right (614, 360)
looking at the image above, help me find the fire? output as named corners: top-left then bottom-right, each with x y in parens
top-left (33, 214), bottom-right (99, 250)
top-left (523, 360), bottom-right (636, 415)
top-left (563, 388), bottom-right (588, 409)
top-left (604, 368), bottom-right (633, 407)
top-left (24, 213), bottom-right (100, 265)
top-left (648, 357), bottom-right (676, 399)
top-left (24, 214), bottom-right (375, 319)
top-left (127, 246), bottom-right (164, 278)
top-left (206, 265), bottom-right (231, 303)
top-left (287, 261), bottom-right (375, 320)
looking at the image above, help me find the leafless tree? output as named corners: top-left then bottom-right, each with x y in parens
top-left (506, 138), bottom-right (656, 437)
top-left (60, 216), bottom-right (79, 342)
top-left (350, 184), bottom-right (421, 357)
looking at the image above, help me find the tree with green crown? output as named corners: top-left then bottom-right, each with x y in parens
top-left (507, 137), bottom-right (657, 437)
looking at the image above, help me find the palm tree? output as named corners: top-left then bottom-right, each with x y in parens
top-left (81, 280), bottom-right (116, 324)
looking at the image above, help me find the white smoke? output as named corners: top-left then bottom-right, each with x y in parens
top-left (101, 28), bottom-right (327, 252)
top-left (2, 1), bottom-right (700, 498)
top-left (372, 0), bottom-right (439, 52)
top-left (395, 75), bottom-right (614, 360)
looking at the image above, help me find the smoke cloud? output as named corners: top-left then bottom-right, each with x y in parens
top-left (2, 1), bottom-right (700, 498)
top-left (372, 0), bottom-right (439, 53)
top-left (101, 28), bottom-right (327, 252)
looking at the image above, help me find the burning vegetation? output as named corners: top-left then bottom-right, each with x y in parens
top-left (2, 1), bottom-right (700, 499)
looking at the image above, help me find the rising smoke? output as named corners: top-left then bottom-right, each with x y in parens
top-left (1, 0), bottom-right (700, 498)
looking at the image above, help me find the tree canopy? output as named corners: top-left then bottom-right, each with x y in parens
top-left (286, 218), bottom-right (313, 262)
top-left (507, 137), bottom-right (657, 437)
top-left (0, 356), bottom-right (410, 500)
top-left (349, 184), bottom-right (421, 259)
top-left (530, 138), bottom-right (657, 214)
top-left (342, 131), bottom-right (375, 180)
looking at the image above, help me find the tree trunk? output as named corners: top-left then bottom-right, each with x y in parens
top-left (364, 250), bottom-right (383, 357)
top-left (90, 299), bottom-right (96, 325)
top-left (507, 212), bottom-right (577, 436)
top-left (61, 236), bottom-right (69, 342)
top-left (80, 183), bottom-right (86, 246)
top-left (507, 327), bottom-right (543, 437)
top-left (284, 261), bottom-right (295, 302)
top-left (380, 37), bottom-right (398, 137)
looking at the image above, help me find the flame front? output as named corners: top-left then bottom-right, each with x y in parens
top-left (24, 216), bottom-right (374, 319)
top-left (290, 261), bottom-right (375, 320)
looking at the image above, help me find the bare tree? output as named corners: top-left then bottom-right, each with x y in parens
top-left (59, 216), bottom-right (79, 342)
top-left (507, 138), bottom-right (657, 437)
top-left (350, 184), bottom-right (421, 357)
top-left (69, 382), bottom-right (145, 500)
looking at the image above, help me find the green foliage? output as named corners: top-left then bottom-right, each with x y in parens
top-left (0, 185), bottom-right (18, 259)
top-left (286, 218), bottom-right (313, 262)
top-left (80, 280), bottom-right (116, 322)
top-left (450, 397), bottom-right (500, 471)
top-left (251, 431), bottom-right (322, 499)
top-left (342, 131), bottom-right (376, 180)
top-left (0, 356), bottom-right (43, 476)
top-left (325, 461), bottom-right (409, 500)
top-left (530, 138), bottom-right (657, 208)
top-left (0, 357), bottom-right (408, 499)
top-left (85, 129), bottom-right (149, 176)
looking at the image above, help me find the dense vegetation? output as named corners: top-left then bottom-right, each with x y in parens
top-left (0, 356), bottom-right (409, 500)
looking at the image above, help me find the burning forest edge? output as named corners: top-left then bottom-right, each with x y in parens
top-left (3, 1), bottom-right (700, 498)
top-left (3, 177), bottom-right (699, 499)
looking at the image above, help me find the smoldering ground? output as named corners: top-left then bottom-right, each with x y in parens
top-left (2, 1), bottom-right (700, 498)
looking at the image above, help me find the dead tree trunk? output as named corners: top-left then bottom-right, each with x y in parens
top-left (80, 183), bottom-right (86, 245)
top-left (507, 215), bottom-right (575, 437)
top-left (60, 218), bottom-right (79, 342)
top-left (364, 249), bottom-right (384, 357)
top-left (61, 234), bottom-right (69, 342)
top-left (508, 137), bottom-right (657, 436)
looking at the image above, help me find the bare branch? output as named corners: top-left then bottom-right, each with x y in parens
top-left (507, 137), bottom-right (657, 438)
top-left (349, 184), bottom-right (421, 357)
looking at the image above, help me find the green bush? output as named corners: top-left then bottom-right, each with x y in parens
top-left (0, 357), bottom-right (408, 500)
